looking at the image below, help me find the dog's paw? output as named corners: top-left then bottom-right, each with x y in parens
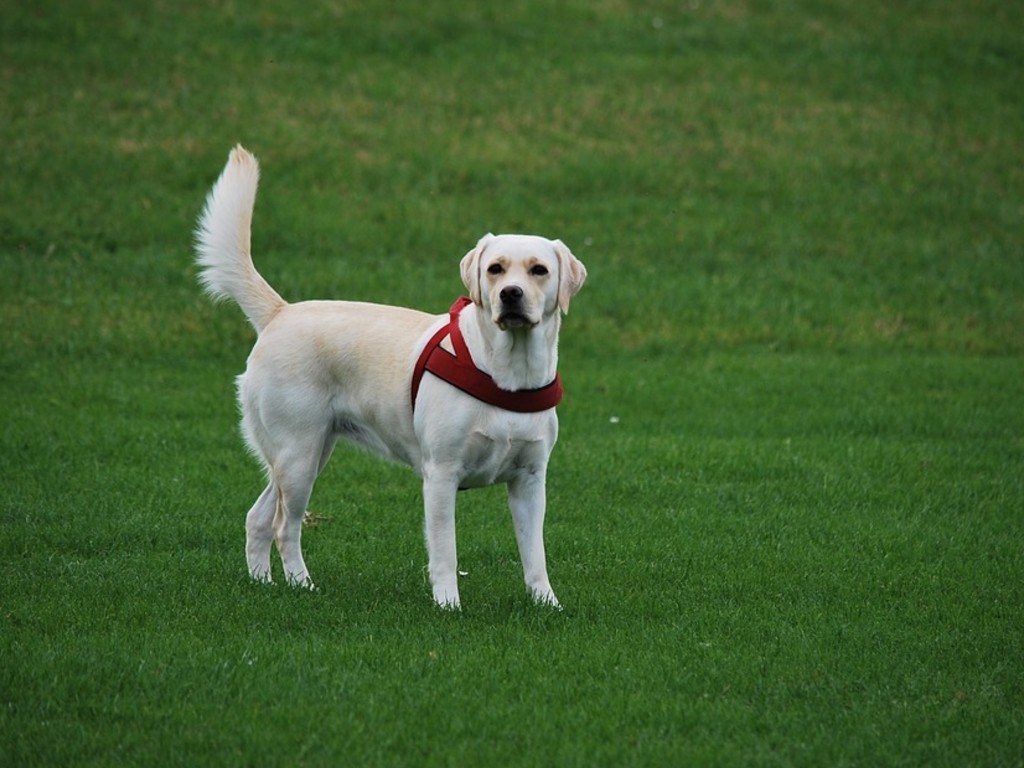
top-left (249, 568), bottom-right (273, 585)
top-left (284, 572), bottom-right (316, 591)
top-left (530, 588), bottom-right (561, 610)
top-left (432, 589), bottom-right (462, 611)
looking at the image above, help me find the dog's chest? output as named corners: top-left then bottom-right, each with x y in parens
top-left (456, 418), bottom-right (554, 489)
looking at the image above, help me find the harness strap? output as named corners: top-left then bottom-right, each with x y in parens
top-left (411, 297), bottom-right (563, 413)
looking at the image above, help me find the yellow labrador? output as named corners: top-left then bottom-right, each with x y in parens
top-left (194, 147), bottom-right (586, 608)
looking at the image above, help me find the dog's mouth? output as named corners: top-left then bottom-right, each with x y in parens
top-left (496, 311), bottom-right (536, 331)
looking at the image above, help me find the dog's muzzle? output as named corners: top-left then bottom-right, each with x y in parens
top-left (496, 285), bottom-right (535, 330)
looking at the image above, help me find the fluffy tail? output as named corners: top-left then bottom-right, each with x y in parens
top-left (195, 145), bottom-right (285, 333)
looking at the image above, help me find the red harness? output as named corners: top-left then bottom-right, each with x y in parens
top-left (411, 297), bottom-right (563, 413)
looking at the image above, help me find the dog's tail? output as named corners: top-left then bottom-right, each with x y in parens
top-left (194, 145), bottom-right (285, 333)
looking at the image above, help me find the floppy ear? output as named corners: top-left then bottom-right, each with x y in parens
top-left (460, 233), bottom-right (493, 305)
top-left (554, 239), bottom-right (588, 314)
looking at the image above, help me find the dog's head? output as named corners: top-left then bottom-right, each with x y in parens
top-left (460, 234), bottom-right (587, 331)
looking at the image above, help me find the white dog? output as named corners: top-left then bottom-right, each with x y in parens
top-left (194, 146), bottom-right (586, 608)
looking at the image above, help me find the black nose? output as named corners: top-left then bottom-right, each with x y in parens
top-left (500, 285), bottom-right (524, 304)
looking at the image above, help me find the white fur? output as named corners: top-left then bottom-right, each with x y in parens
top-left (194, 146), bottom-right (587, 609)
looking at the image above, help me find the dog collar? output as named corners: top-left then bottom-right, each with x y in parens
top-left (411, 297), bottom-right (563, 413)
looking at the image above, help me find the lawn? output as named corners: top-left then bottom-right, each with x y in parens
top-left (2, 1), bottom-right (1022, 765)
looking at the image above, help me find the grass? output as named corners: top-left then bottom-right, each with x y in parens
top-left (2, 0), bottom-right (1023, 765)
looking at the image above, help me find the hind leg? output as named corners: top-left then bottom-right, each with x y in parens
top-left (246, 481), bottom-right (277, 582)
top-left (238, 366), bottom-right (337, 587)
top-left (270, 434), bottom-right (337, 588)
top-left (270, 456), bottom-right (317, 588)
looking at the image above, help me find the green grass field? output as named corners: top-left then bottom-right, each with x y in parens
top-left (2, 1), bottom-right (1022, 765)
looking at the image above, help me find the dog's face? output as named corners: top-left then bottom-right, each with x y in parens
top-left (461, 234), bottom-right (587, 331)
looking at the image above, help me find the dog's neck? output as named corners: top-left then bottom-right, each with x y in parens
top-left (460, 302), bottom-right (560, 392)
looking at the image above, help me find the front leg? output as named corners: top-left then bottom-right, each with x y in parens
top-left (422, 469), bottom-right (461, 609)
top-left (508, 470), bottom-right (559, 607)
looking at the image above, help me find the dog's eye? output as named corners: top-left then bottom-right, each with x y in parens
top-left (530, 265), bottom-right (549, 276)
top-left (487, 264), bottom-right (504, 275)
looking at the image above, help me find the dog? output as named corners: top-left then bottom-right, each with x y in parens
top-left (194, 146), bottom-right (586, 608)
